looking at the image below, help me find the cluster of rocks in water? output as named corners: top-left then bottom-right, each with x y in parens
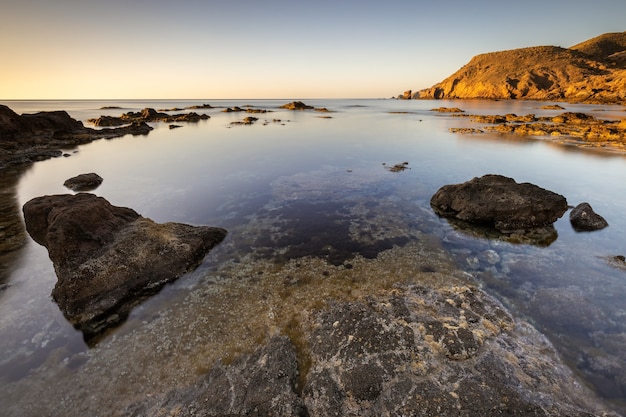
top-left (0, 104), bottom-right (152, 169)
top-left (383, 161), bottom-right (411, 172)
top-left (15, 170), bottom-right (619, 414)
top-left (280, 101), bottom-right (331, 113)
top-left (439, 107), bottom-right (626, 151)
top-left (87, 107), bottom-right (210, 127)
top-left (2, 102), bottom-right (623, 415)
top-left (430, 174), bottom-right (609, 245)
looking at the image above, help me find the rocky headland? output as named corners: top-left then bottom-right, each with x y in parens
top-left (414, 32), bottom-right (626, 103)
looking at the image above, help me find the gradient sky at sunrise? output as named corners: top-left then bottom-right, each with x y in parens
top-left (2, 0), bottom-right (625, 99)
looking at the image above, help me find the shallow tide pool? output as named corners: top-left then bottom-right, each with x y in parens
top-left (1, 99), bottom-right (626, 415)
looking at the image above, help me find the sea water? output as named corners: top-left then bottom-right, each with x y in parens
top-left (1, 99), bottom-right (625, 415)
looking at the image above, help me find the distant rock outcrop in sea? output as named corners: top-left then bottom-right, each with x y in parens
top-left (413, 32), bottom-right (626, 103)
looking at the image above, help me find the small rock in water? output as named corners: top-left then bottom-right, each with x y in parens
top-left (385, 162), bottom-right (410, 172)
top-left (569, 202), bottom-right (608, 232)
top-left (63, 173), bottom-right (103, 192)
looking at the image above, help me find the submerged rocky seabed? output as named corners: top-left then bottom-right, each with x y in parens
top-left (1, 99), bottom-right (626, 415)
top-left (1, 164), bottom-right (622, 416)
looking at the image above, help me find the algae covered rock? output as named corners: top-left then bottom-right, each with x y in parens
top-left (120, 284), bottom-right (612, 416)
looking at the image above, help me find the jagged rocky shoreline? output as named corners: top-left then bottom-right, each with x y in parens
top-left (1, 102), bottom-right (624, 415)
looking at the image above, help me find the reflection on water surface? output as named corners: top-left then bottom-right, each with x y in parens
top-left (1, 99), bottom-right (625, 415)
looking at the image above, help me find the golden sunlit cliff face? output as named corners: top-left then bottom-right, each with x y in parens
top-left (415, 32), bottom-right (626, 103)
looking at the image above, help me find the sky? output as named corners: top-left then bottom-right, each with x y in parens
top-left (1, 0), bottom-right (625, 99)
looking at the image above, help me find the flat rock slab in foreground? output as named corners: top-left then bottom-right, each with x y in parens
top-left (22, 193), bottom-right (226, 339)
top-left (431, 174), bottom-right (568, 232)
top-left (122, 284), bottom-right (610, 416)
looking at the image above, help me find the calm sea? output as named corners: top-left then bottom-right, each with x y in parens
top-left (1, 99), bottom-right (625, 415)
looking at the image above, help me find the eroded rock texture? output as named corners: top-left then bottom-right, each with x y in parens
top-left (430, 175), bottom-right (568, 245)
top-left (570, 202), bottom-right (609, 231)
top-left (22, 193), bottom-right (226, 339)
top-left (121, 284), bottom-right (611, 416)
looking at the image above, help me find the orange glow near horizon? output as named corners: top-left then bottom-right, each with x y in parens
top-left (1, 1), bottom-right (623, 100)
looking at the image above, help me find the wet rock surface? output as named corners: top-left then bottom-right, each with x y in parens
top-left (430, 174), bottom-right (568, 243)
top-left (123, 336), bottom-right (306, 417)
top-left (570, 202), bottom-right (609, 231)
top-left (440, 227), bottom-right (626, 411)
top-left (63, 172), bottom-right (103, 191)
top-left (122, 284), bottom-right (612, 416)
top-left (22, 193), bottom-right (227, 340)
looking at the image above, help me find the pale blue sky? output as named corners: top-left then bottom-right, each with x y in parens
top-left (1, 0), bottom-right (624, 99)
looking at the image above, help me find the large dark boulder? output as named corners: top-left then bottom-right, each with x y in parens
top-left (570, 202), bottom-right (609, 231)
top-left (22, 193), bottom-right (226, 339)
top-left (431, 174), bottom-right (568, 232)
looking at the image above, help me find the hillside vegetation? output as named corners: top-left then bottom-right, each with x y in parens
top-left (415, 32), bottom-right (626, 103)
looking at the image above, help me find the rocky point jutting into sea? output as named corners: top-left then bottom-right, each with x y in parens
top-left (411, 32), bottom-right (626, 103)
top-left (1, 36), bottom-right (626, 415)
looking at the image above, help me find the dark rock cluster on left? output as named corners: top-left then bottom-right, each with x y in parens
top-left (22, 193), bottom-right (227, 340)
top-left (0, 104), bottom-right (152, 170)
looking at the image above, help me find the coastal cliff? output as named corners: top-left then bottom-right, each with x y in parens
top-left (415, 32), bottom-right (626, 103)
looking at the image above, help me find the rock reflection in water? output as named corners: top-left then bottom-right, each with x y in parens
top-left (2, 100), bottom-right (626, 416)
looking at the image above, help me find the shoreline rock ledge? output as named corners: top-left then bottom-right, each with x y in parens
top-left (122, 284), bottom-right (614, 416)
top-left (22, 193), bottom-right (227, 341)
